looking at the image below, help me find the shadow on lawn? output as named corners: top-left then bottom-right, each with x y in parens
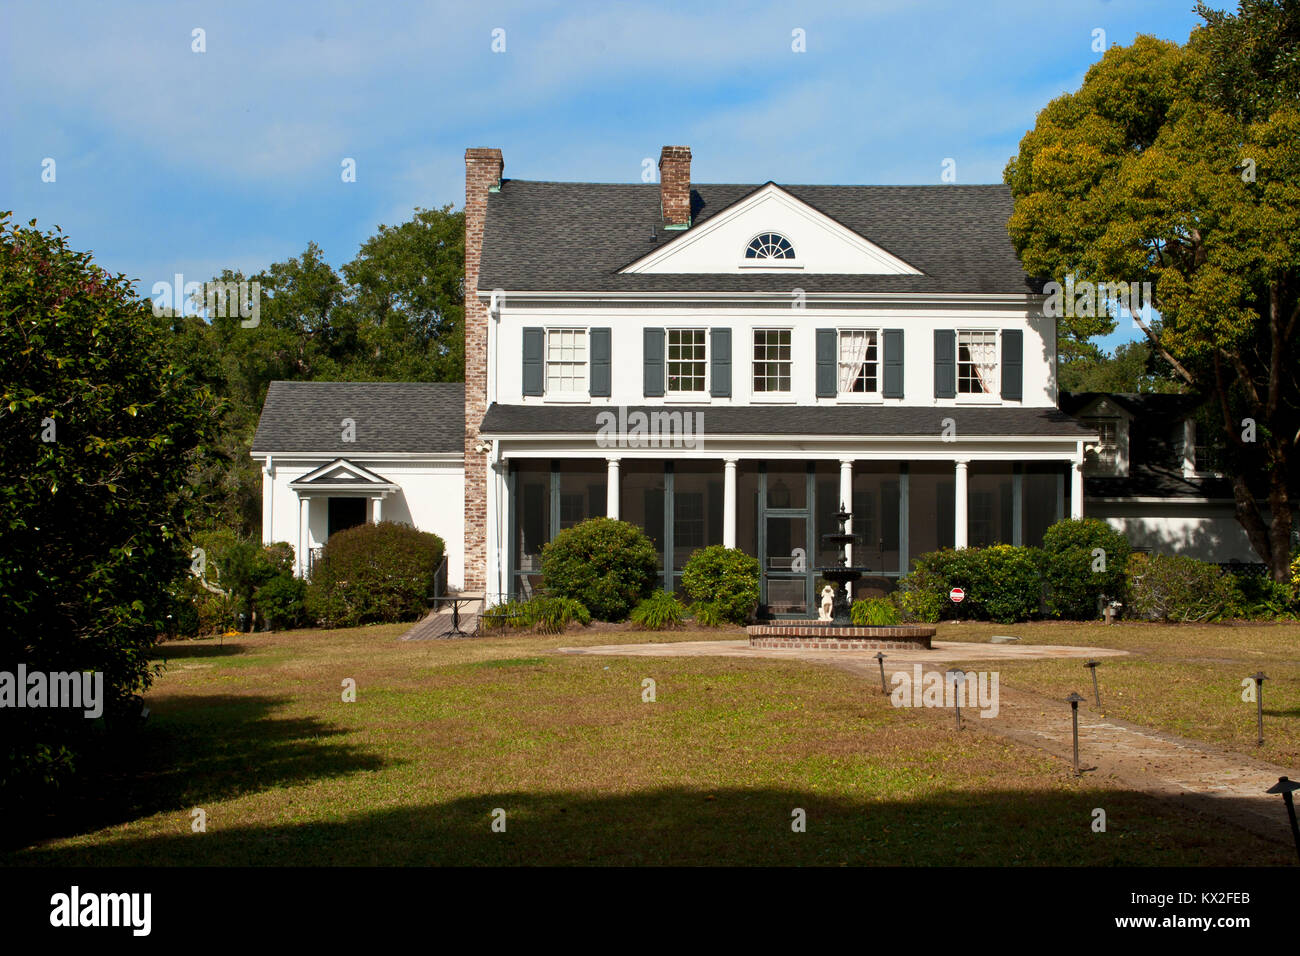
top-left (3, 693), bottom-right (386, 853)
top-left (9, 786), bottom-right (1291, 866)
top-left (150, 641), bottom-right (247, 660)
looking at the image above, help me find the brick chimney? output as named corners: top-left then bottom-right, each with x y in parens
top-left (658, 146), bottom-right (692, 229)
top-left (463, 147), bottom-right (503, 594)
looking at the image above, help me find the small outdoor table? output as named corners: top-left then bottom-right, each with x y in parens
top-left (431, 595), bottom-right (481, 638)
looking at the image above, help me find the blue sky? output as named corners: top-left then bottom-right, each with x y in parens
top-left (2, 0), bottom-right (1205, 353)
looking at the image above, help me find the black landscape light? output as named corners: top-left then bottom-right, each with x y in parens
top-left (1066, 693), bottom-right (1086, 773)
top-left (947, 668), bottom-right (966, 731)
top-left (874, 652), bottom-right (888, 695)
top-left (1250, 672), bottom-right (1269, 746)
top-left (1265, 776), bottom-right (1300, 864)
top-left (1084, 659), bottom-right (1101, 708)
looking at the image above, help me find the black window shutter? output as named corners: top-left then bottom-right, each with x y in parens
top-left (643, 328), bottom-right (665, 397)
top-left (934, 329), bottom-right (956, 399)
top-left (882, 329), bottom-right (904, 398)
top-left (710, 328), bottom-right (731, 397)
top-left (815, 328), bottom-right (837, 397)
top-left (522, 327), bottom-right (544, 396)
top-left (1001, 329), bottom-right (1023, 401)
top-left (590, 328), bottom-right (612, 397)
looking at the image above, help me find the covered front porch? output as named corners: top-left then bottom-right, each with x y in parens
top-left (288, 458), bottom-right (399, 577)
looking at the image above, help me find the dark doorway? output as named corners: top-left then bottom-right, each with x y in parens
top-left (327, 497), bottom-right (367, 538)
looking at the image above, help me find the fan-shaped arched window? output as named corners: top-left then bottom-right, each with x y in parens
top-left (745, 232), bottom-right (795, 260)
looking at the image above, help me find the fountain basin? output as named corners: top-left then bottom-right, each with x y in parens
top-left (747, 622), bottom-right (934, 651)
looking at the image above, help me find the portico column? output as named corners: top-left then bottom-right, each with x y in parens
top-left (1071, 450), bottom-right (1085, 520)
top-left (839, 459), bottom-right (854, 565)
top-left (373, 495), bottom-right (383, 523)
top-left (723, 458), bottom-right (738, 549)
top-left (953, 460), bottom-right (969, 549)
top-left (606, 458), bottom-right (621, 519)
top-left (298, 496), bottom-right (310, 577)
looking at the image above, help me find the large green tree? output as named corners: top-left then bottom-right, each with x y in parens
top-left (1, 214), bottom-right (219, 796)
top-left (1005, 1), bottom-right (1300, 580)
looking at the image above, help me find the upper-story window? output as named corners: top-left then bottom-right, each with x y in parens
top-left (666, 328), bottom-right (707, 394)
top-left (745, 232), bottom-right (796, 260)
top-left (546, 328), bottom-right (588, 394)
top-left (957, 330), bottom-right (998, 395)
top-left (838, 329), bottom-right (879, 394)
top-left (1083, 417), bottom-right (1120, 474)
top-left (753, 329), bottom-right (792, 393)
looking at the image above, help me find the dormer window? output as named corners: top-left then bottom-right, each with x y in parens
top-left (745, 233), bottom-right (795, 260)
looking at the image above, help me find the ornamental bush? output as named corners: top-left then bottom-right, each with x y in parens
top-left (897, 546), bottom-right (1044, 624)
top-left (1125, 552), bottom-right (1236, 622)
top-left (850, 596), bottom-right (901, 626)
top-left (306, 521), bottom-right (445, 628)
top-left (681, 546), bottom-right (761, 624)
top-left (539, 518), bottom-right (658, 622)
top-left (255, 574), bottom-right (309, 631)
top-left (630, 591), bottom-right (687, 630)
top-left (1040, 518), bottom-right (1131, 619)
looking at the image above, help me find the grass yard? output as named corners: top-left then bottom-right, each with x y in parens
top-left (4, 622), bottom-right (1295, 866)
top-left (934, 620), bottom-right (1300, 766)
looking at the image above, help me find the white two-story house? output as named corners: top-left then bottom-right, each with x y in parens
top-left (253, 145), bottom-right (1272, 615)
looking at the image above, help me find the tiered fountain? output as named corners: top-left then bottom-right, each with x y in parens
top-left (747, 503), bottom-right (934, 650)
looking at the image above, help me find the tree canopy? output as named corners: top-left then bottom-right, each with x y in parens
top-left (1005, 0), bottom-right (1300, 579)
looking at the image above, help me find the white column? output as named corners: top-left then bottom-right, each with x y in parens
top-left (261, 457), bottom-right (274, 545)
top-left (953, 460), bottom-right (969, 549)
top-left (723, 459), bottom-right (738, 549)
top-left (298, 496), bottom-right (310, 577)
top-left (606, 458), bottom-right (621, 519)
top-left (839, 459), bottom-right (854, 565)
top-left (1071, 453), bottom-right (1085, 519)
top-left (373, 495), bottom-right (383, 523)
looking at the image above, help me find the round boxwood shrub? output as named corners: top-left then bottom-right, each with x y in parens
top-left (1040, 518), bottom-right (1131, 619)
top-left (681, 545), bottom-right (760, 625)
top-left (255, 573), bottom-right (309, 631)
top-left (306, 521), bottom-right (445, 628)
top-left (539, 517), bottom-right (658, 621)
top-left (898, 546), bottom-right (1043, 624)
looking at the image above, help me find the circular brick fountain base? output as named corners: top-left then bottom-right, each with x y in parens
top-left (747, 623), bottom-right (935, 651)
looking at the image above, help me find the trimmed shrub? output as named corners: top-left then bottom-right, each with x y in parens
top-left (540, 518), bottom-right (658, 622)
top-left (681, 546), bottom-right (761, 625)
top-left (851, 596), bottom-right (901, 626)
top-left (1040, 518), bottom-right (1131, 619)
top-left (1125, 552), bottom-right (1236, 622)
top-left (897, 546), bottom-right (1043, 624)
top-left (306, 521), bottom-right (445, 628)
top-left (255, 574), bottom-right (309, 631)
top-left (480, 595), bottom-right (589, 634)
top-left (630, 591), bottom-right (687, 630)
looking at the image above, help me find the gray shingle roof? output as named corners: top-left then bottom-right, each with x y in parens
top-left (478, 403), bottom-right (1092, 439)
top-left (251, 381), bottom-right (464, 455)
top-left (478, 181), bottom-right (1035, 295)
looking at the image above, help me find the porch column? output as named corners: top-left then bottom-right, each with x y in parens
top-left (1071, 451), bottom-right (1085, 519)
top-left (372, 494), bottom-right (383, 523)
top-left (953, 460), bottom-right (969, 549)
top-left (298, 496), bottom-right (310, 577)
top-left (839, 459), bottom-right (854, 565)
top-left (723, 458), bottom-right (738, 549)
top-left (606, 458), bottom-right (620, 519)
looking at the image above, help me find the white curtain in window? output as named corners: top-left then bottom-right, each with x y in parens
top-left (838, 332), bottom-right (871, 392)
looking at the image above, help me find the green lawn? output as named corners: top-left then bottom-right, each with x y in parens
top-left (933, 620), bottom-right (1300, 766)
top-left (4, 622), bottom-right (1294, 866)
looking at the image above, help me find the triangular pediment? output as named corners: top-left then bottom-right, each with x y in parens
top-left (290, 458), bottom-right (397, 489)
top-left (619, 182), bottom-right (922, 276)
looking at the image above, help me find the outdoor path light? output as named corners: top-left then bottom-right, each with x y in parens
top-left (947, 668), bottom-right (965, 731)
top-left (1250, 672), bottom-right (1268, 746)
top-left (874, 652), bottom-right (888, 696)
top-left (1265, 776), bottom-right (1300, 864)
top-left (1084, 659), bottom-right (1101, 709)
top-left (1066, 693), bottom-right (1086, 774)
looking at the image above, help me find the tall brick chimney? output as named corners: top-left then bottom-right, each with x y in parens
top-left (463, 147), bottom-right (503, 595)
top-left (658, 146), bottom-right (692, 229)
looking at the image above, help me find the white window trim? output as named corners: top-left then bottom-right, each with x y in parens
top-left (664, 327), bottom-right (710, 401)
top-left (954, 328), bottom-right (1001, 404)
top-left (750, 327), bottom-right (796, 402)
top-left (542, 326), bottom-right (592, 404)
top-left (835, 327), bottom-right (883, 404)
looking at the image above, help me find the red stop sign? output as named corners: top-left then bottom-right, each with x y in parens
top-left (949, 587), bottom-right (966, 603)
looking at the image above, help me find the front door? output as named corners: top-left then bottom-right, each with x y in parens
top-left (327, 496), bottom-right (366, 538)
top-left (758, 463), bottom-right (814, 617)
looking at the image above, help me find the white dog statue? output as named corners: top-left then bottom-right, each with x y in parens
top-left (818, 585), bottom-right (836, 622)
